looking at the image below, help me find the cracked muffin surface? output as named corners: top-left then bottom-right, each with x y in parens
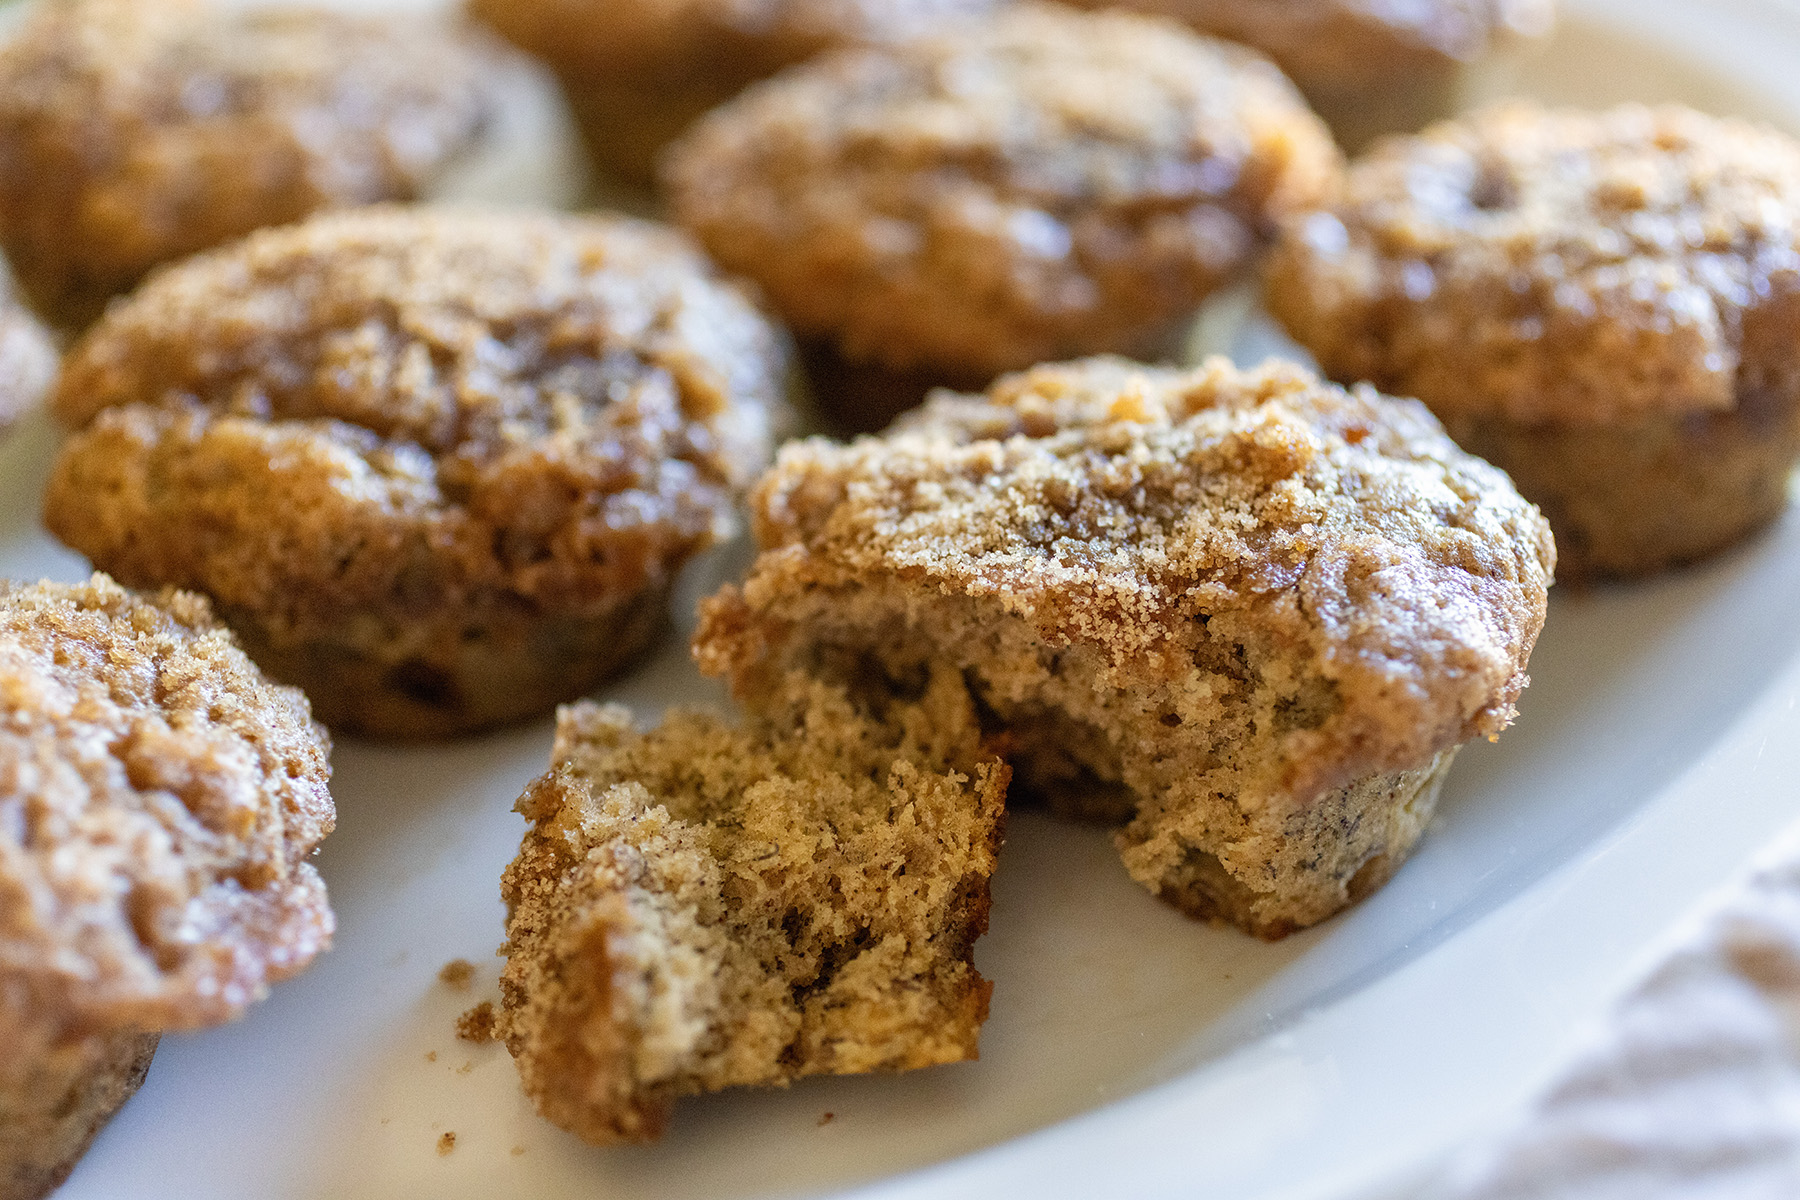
top-left (45, 206), bottom-right (792, 738)
top-left (665, 4), bottom-right (1339, 384)
top-left (470, 0), bottom-right (1002, 184)
top-left (1268, 103), bottom-right (1800, 575)
top-left (498, 668), bottom-right (1006, 1143)
top-left (0, 0), bottom-right (505, 327)
top-left (0, 574), bottom-right (334, 1199)
top-left (696, 356), bottom-right (1553, 936)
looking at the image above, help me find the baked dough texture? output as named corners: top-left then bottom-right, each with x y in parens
top-left (1268, 103), bottom-right (1800, 577)
top-left (0, 0), bottom-right (504, 327)
top-left (1066, 0), bottom-right (1553, 148)
top-left (497, 669), bottom-right (1007, 1143)
top-left (470, 0), bottom-right (999, 185)
top-left (665, 4), bottom-right (1339, 396)
top-left (695, 357), bottom-right (1554, 937)
top-left (0, 575), bottom-right (335, 1200)
top-left (44, 206), bottom-right (791, 738)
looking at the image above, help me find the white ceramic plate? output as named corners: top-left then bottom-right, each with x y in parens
top-left (15, 1), bottom-right (1800, 1197)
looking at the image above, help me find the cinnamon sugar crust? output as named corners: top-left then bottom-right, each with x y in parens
top-left (695, 357), bottom-right (1553, 935)
top-left (44, 207), bottom-right (791, 737)
top-left (0, 575), bottom-right (334, 1197)
top-left (1268, 103), bottom-right (1800, 576)
top-left (665, 3), bottom-right (1340, 381)
top-left (0, 0), bottom-right (506, 327)
top-left (498, 670), bottom-right (1006, 1143)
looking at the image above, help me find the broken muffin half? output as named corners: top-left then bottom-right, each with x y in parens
top-left (497, 668), bottom-right (1008, 1143)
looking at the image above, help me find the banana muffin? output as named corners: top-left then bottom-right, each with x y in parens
top-left (695, 357), bottom-right (1554, 938)
top-left (1067, 0), bottom-right (1554, 150)
top-left (664, 3), bottom-right (1340, 432)
top-left (44, 207), bottom-right (792, 739)
top-left (0, 0), bottom-right (507, 328)
top-left (0, 574), bottom-right (335, 1200)
top-left (1268, 103), bottom-right (1800, 579)
top-left (498, 668), bottom-right (1007, 1143)
top-left (467, 0), bottom-right (1002, 187)
top-left (0, 267), bottom-right (55, 436)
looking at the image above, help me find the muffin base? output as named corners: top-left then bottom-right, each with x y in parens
top-left (1133, 749), bottom-right (1456, 939)
top-left (800, 312), bottom-right (1204, 437)
top-left (1, 1030), bottom-right (160, 1200)
top-left (798, 342), bottom-right (994, 436)
top-left (1303, 67), bottom-right (1460, 152)
top-left (1444, 386), bottom-right (1800, 580)
top-left (229, 586), bottom-right (670, 740)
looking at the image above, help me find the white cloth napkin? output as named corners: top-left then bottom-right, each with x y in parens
top-left (1423, 818), bottom-right (1800, 1199)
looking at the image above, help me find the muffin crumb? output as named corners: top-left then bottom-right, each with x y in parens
top-left (457, 1003), bottom-right (498, 1044)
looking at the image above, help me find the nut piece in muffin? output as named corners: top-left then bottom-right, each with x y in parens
top-left (1268, 102), bottom-right (1800, 579)
top-left (0, 0), bottom-right (508, 328)
top-left (0, 574), bottom-right (335, 1200)
top-left (1066, 0), bottom-right (1553, 150)
top-left (497, 668), bottom-right (1007, 1143)
top-left (695, 357), bottom-right (1554, 938)
top-left (44, 206), bottom-right (792, 739)
top-left (0, 265), bottom-right (55, 436)
top-left (664, 3), bottom-right (1341, 432)
top-left (468, 0), bottom-right (1001, 188)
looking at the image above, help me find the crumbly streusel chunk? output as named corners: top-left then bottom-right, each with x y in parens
top-left (498, 669), bottom-right (1006, 1143)
top-left (696, 357), bottom-right (1553, 936)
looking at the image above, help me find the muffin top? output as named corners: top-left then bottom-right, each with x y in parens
top-left (1070, 0), bottom-right (1552, 93)
top-left (470, 0), bottom-right (1001, 79)
top-left (0, 267), bottom-right (55, 433)
top-left (718, 356), bottom-right (1555, 785)
top-left (1267, 103), bottom-right (1800, 426)
top-left (665, 3), bottom-right (1339, 376)
top-left (0, 0), bottom-right (503, 326)
top-left (0, 575), bottom-right (334, 1048)
top-left (46, 206), bottom-right (790, 649)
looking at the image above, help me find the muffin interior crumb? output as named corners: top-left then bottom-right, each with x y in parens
top-left (497, 669), bottom-right (1007, 1144)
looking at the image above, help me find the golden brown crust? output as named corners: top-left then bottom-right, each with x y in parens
top-left (665, 4), bottom-right (1340, 379)
top-left (0, 1029), bottom-right (158, 1200)
top-left (0, 0), bottom-right (506, 327)
top-left (1268, 104), bottom-right (1800, 426)
top-left (469, 0), bottom-right (1001, 183)
top-left (498, 669), bottom-right (1006, 1143)
top-left (0, 575), bottom-right (335, 1048)
top-left (695, 357), bottom-right (1553, 934)
top-left (45, 207), bottom-right (792, 737)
